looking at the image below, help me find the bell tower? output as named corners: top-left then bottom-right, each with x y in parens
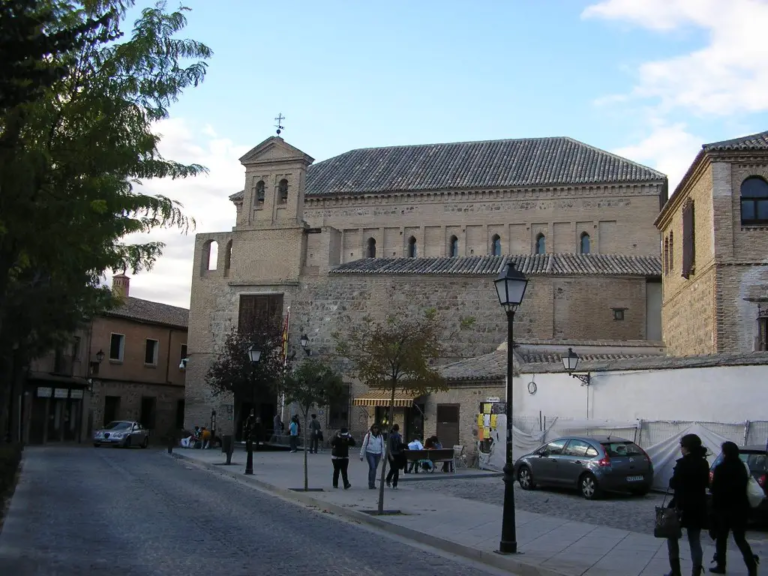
top-left (235, 136), bottom-right (314, 230)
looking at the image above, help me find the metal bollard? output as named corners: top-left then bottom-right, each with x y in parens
top-left (167, 434), bottom-right (174, 454)
top-left (223, 435), bottom-right (233, 465)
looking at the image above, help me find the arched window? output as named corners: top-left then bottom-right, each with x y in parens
top-left (202, 240), bottom-right (218, 273)
top-left (491, 234), bottom-right (502, 256)
top-left (255, 180), bottom-right (265, 208)
top-left (224, 240), bottom-right (233, 276)
top-left (367, 238), bottom-right (376, 258)
top-left (740, 176), bottom-right (768, 224)
top-left (407, 236), bottom-right (417, 258)
top-left (663, 237), bottom-right (669, 275)
top-left (535, 233), bottom-right (546, 255)
top-left (449, 235), bottom-right (459, 258)
top-left (278, 179), bottom-right (288, 204)
top-left (580, 232), bottom-right (591, 254)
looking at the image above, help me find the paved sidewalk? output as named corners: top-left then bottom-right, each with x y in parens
top-left (174, 447), bottom-right (765, 576)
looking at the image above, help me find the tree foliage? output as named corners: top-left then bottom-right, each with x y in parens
top-left (0, 0), bottom-right (212, 441)
top-left (205, 321), bottom-right (288, 406)
top-left (279, 359), bottom-right (345, 490)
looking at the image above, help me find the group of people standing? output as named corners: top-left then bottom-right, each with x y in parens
top-left (664, 433), bottom-right (760, 576)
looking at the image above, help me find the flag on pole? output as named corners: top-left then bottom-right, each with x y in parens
top-left (282, 306), bottom-right (291, 366)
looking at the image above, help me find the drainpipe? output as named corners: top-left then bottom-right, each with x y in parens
top-left (165, 329), bottom-right (174, 384)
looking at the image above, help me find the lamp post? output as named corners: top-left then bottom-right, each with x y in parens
top-left (245, 345), bottom-right (261, 475)
top-left (493, 261), bottom-right (529, 555)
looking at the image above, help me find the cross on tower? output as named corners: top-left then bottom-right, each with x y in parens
top-left (275, 113), bottom-right (285, 136)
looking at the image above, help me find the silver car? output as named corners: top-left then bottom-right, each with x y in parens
top-left (93, 420), bottom-right (149, 449)
top-left (513, 435), bottom-right (654, 499)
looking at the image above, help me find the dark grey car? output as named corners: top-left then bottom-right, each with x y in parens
top-left (513, 435), bottom-right (654, 499)
top-left (93, 420), bottom-right (150, 448)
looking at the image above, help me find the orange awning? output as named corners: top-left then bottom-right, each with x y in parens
top-left (352, 390), bottom-right (423, 408)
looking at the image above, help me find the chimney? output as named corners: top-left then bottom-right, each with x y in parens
top-left (112, 273), bottom-right (130, 299)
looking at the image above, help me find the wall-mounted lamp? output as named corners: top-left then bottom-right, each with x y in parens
top-left (179, 358), bottom-right (189, 370)
top-left (562, 348), bottom-right (591, 386)
top-left (300, 334), bottom-right (311, 356)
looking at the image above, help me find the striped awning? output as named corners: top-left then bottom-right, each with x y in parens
top-left (353, 390), bottom-right (423, 408)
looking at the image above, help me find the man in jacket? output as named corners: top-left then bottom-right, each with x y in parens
top-left (309, 414), bottom-right (322, 454)
top-left (331, 428), bottom-right (356, 489)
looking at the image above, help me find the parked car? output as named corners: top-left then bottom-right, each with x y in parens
top-left (514, 435), bottom-right (654, 499)
top-left (708, 444), bottom-right (768, 523)
top-left (93, 421), bottom-right (149, 448)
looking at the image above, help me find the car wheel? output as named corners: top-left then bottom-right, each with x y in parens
top-left (579, 473), bottom-right (601, 500)
top-left (93, 443), bottom-right (101, 448)
top-left (141, 436), bottom-right (149, 449)
top-left (518, 466), bottom-right (536, 490)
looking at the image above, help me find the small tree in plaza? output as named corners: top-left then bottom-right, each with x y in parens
top-left (335, 309), bottom-right (471, 514)
top-left (279, 359), bottom-right (345, 491)
top-left (205, 319), bottom-right (287, 428)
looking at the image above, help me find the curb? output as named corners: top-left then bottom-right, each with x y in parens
top-left (170, 452), bottom-right (568, 576)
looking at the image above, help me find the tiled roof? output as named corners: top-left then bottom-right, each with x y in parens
top-left (106, 297), bottom-right (189, 329)
top-left (439, 348), bottom-right (510, 382)
top-left (330, 254), bottom-right (661, 277)
top-left (520, 352), bottom-right (659, 364)
top-left (522, 352), bottom-right (768, 374)
top-left (229, 136), bottom-right (665, 201)
top-left (703, 130), bottom-right (768, 151)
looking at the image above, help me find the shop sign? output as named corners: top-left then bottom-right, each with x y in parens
top-left (485, 396), bottom-right (501, 403)
top-left (70, 389), bottom-right (84, 399)
top-left (37, 387), bottom-right (53, 398)
top-left (54, 388), bottom-right (69, 399)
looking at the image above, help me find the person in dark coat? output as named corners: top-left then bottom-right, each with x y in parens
top-left (709, 441), bottom-right (759, 575)
top-left (330, 427), bottom-right (356, 489)
top-left (665, 433), bottom-right (710, 576)
top-left (385, 424), bottom-right (405, 489)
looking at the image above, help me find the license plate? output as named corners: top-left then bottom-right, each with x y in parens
top-left (627, 475), bottom-right (643, 482)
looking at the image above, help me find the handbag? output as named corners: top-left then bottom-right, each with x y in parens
top-left (746, 462), bottom-right (765, 509)
top-left (654, 488), bottom-right (682, 539)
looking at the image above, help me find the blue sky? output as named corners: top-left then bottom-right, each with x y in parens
top-left (120, 0), bottom-right (768, 306)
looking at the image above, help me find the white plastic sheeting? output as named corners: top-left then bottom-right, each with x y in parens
top-left (643, 423), bottom-right (730, 491)
top-left (478, 418), bottom-right (731, 490)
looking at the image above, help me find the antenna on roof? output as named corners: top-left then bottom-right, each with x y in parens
top-left (275, 113), bottom-right (285, 136)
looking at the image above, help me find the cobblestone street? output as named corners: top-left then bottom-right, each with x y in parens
top-left (418, 477), bottom-right (768, 543)
top-left (0, 447), bottom-right (509, 576)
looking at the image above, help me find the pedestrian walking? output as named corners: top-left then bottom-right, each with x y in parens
top-left (709, 441), bottom-right (759, 575)
top-left (253, 417), bottom-right (264, 451)
top-left (664, 433), bottom-right (710, 576)
top-left (385, 424), bottom-right (405, 489)
top-left (331, 427), bottom-right (356, 489)
top-left (309, 414), bottom-right (322, 454)
top-left (289, 415), bottom-right (299, 453)
top-left (360, 423), bottom-right (385, 489)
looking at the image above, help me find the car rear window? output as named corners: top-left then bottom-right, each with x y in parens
top-left (601, 442), bottom-right (643, 457)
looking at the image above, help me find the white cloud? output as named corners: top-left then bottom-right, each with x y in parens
top-left (105, 118), bottom-right (249, 308)
top-left (612, 122), bottom-right (702, 190)
top-left (584, 0), bottom-right (768, 116)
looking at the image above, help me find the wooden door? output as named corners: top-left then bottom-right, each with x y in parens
top-left (436, 404), bottom-right (460, 448)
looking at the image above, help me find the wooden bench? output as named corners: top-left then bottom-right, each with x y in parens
top-left (404, 449), bottom-right (455, 473)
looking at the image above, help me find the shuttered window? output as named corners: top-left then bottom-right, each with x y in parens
top-left (238, 294), bottom-right (284, 333)
top-left (663, 237), bottom-right (669, 275)
top-left (681, 200), bottom-right (695, 279)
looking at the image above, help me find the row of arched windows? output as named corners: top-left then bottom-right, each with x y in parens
top-left (364, 232), bottom-right (591, 258)
top-left (253, 178), bottom-right (289, 208)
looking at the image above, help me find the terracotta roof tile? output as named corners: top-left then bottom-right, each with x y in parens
top-left (106, 297), bottom-right (189, 329)
top-left (330, 254), bottom-right (661, 277)
top-left (229, 136), bottom-right (665, 201)
top-left (703, 130), bottom-right (768, 151)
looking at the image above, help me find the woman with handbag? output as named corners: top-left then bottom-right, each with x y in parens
top-left (709, 441), bottom-right (759, 575)
top-left (664, 433), bottom-right (710, 576)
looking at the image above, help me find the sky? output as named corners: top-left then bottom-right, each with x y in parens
top-left (116, 0), bottom-right (768, 308)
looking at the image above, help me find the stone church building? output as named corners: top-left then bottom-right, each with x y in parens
top-left (185, 134), bottom-right (670, 445)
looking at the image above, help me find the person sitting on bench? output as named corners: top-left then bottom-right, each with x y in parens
top-left (405, 438), bottom-right (423, 473)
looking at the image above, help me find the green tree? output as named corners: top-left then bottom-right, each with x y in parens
top-left (0, 0), bottom-right (212, 441)
top-left (279, 359), bottom-right (345, 491)
top-left (205, 322), bottom-right (288, 413)
top-left (335, 310), bottom-right (470, 514)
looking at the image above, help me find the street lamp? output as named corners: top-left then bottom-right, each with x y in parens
top-left (95, 349), bottom-right (105, 364)
top-left (300, 334), bottom-right (311, 356)
top-left (493, 261), bottom-right (528, 555)
top-left (245, 346), bottom-right (261, 475)
top-left (562, 348), bottom-right (591, 386)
